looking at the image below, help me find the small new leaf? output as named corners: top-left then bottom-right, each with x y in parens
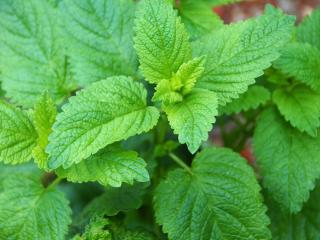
top-left (0, 102), bottom-right (37, 164)
top-left (33, 93), bottom-right (57, 170)
top-left (154, 148), bottom-right (270, 240)
top-left (164, 89), bottom-right (218, 153)
top-left (47, 76), bottom-right (160, 169)
top-left (134, 0), bottom-right (191, 84)
top-left (253, 108), bottom-right (320, 213)
top-left (57, 145), bottom-right (149, 187)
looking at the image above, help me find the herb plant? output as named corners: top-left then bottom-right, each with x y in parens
top-left (0, 0), bottom-right (319, 239)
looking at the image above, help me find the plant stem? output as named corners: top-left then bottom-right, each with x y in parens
top-left (169, 153), bottom-right (193, 175)
top-left (47, 176), bottom-right (63, 190)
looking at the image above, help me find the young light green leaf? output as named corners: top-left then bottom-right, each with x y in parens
top-left (0, 174), bottom-right (71, 240)
top-left (274, 43), bottom-right (320, 91)
top-left (61, 0), bottom-right (138, 86)
top-left (0, 0), bottom-right (75, 107)
top-left (219, 85), bottom-right (270, 115)
top-left (47, 76), bottom-right (160, 169)
top-left (0, 102), bottom-right (37, 164)
top-left (193, 5), bottom-right (295, 105)
top-left (253, 108), bottom-right (320, 213)
top-left (32, 93), bottom-right (57, 170)
top-left (154, 147), bottom-right (271, 240)
top-left (178, 1), bottom-right (223, 40)
top-left (134, 0), bottom-right (191, 84)
top-left (57, 145), bottom-right (149, 187)
top-left (164, 89), bottom-right (218, 153)
top-left (267, 183), bottom-right (320, 240)
top-left (152, 57), bottom-right (206, 104)
top-left (273, 85), bottom-right (320, 137)
top-left (297, 7), bottom-right (320, 50)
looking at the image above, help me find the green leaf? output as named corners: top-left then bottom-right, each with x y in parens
top-left (179, 1), bottom-right (223, 40)
top-left (164, 89), bottom-right (218, 153)
top-left (154, 147), bottom-right (271, 240)
top-left (193, 5), bottom-right (295, 105)
top-left (219, 85), bottom-right (270, 115)
top-left (47, 76), bottom-right (160, 169)
top-left (78, 183), bottom-right (147, 222)
top-left (134, 0), bottom-right (192, 84)
top-left (273, 85), bottom-right (320, 137)
top-left (152, 57), bottom-right (206, 104)
top-left (203, 0), bottom-right (243, 7)
top-left (0, 0), bottom-right (75, 107)
top-left (57, 145), bottom-right (149, 187)
top-left (32, 93), bottom-right (57, 170)
top-left (61, 0), bottom-right (138, 86)
top-left (0, 174), bottom-right (71, 240)
top-left (267, 182), bottom-right (320, 240)
top-left (0, 102), bottom-right (37, 164)
top-left (274, 43), bottom-right (320, 91)
top-left (297, 7), bottom-right (320, 50)
top-left (253, 108), bottom-right (320, 213)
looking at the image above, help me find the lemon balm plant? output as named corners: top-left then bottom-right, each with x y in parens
top-left (0, 0), bottom-right (319, 239)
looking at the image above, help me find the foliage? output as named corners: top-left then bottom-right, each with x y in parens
top-left (0, 0), bottom-right (319, 239)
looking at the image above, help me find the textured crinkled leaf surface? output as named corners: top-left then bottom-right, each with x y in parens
top-left (57, 145), bottom-right (149, 187)
top-left (0, 174), bottom-right (71, 240)
top-left (154, 147), bottom-right (270, 240)
top-left (253, 108), bottom-right (320, 213)
top-left (274, 43), bottom-right (320, 91)
top-left (179, 1), bottom-right (223, 40)
top-left (0, 0), bottom-right (74, 107)
top-left (33, 93), bottom-right (57, 170)
top-left (297, 8), bottom-right (320, 50)
top-left (273, 85), bottom-right (320, 137)
top-left (193, 5), bottom-right (295, 105)
top-left (164, 89), bottom-right (218, 153)
top-left (61, 0), bottom-right (138, 86)
top-left (267, 183), bottom-right (320, 240)
top-left (134, 0), bottom-right (191, 84)
top-left (47, 76), bottom-right (159, 169)
top-left (219, 85), bottom-right (270, 115)
top-left (0, 102), bottom-right (37, 164)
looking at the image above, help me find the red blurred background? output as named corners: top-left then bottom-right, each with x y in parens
top-left (214, 0), bottom-right (320, 22)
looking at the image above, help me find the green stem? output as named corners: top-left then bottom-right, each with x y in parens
top-left (47, 176), bottom-right (63, 190)
top-left (169, 153), bottom-right (193, 175)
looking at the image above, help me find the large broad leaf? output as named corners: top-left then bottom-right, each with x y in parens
top-left (297, 7), bottom-right (320, 50)
top-left (274, 43), bottom-right (320, 91)
top-left (61, 0), bottom-right (138, 86)
top-left (0, 0), bottom-right (75, 107)
top-left (32, 93), bottom-right (57, 170)
top-left (164, 89), bottom-right (218, 153)
top-left (0, 174), bottom-right (71, 240)
top-left (47, 76), bottom-right (159, 169)
top-left (193, 5), bottom-right (295, 105)
top-left (219, 85), bottom-right (270, 115)
top-left (273, 85), bottom-right (320, 137)
top-left (253, 108), bottom-right (320, 213)
top-left (154, 147), bottom-right (271, 240)
top-left (0, 102), bottom-right (37, 164)
top-left (134, 0), bottom-right (191, 84)
top-left (57, 145), bottom-right (149, 187)
top-left (267, 183), bottom-right (320, 240)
